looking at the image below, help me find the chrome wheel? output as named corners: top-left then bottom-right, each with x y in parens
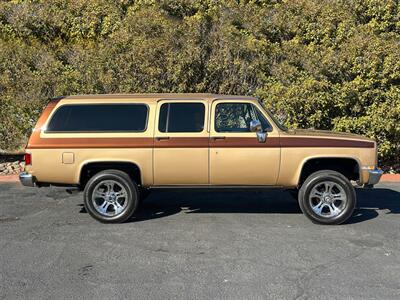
top-left (308, 181), bottom-right (347, 218)
top-left (92, 180), bottom-right (128, 217)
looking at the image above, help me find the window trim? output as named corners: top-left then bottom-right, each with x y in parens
top-left (214, 102), bottom-right (273, 133)
top-left (158, 102), bottom-right (206, 133)
top-left (251, 104), bottom-right (273, 132)
top-left (44, 103), bottom-right (150, 133)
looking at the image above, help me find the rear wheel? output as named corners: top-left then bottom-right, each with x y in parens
top-left (298, 170), bottom-right (356, 225)
top-left (83, 170), bottom-right (139, 223)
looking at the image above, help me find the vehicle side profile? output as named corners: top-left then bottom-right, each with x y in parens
top-left (19, 93), bottom-right (382, 224)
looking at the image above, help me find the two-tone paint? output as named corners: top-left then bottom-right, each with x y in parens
top-left (24, 94), bottom-right (378, 187)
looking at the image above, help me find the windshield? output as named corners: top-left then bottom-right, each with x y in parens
top-left (258, 100), bottom-right (288, 131)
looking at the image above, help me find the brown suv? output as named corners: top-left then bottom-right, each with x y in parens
top-left (19, 93), bottom-right (382, 224)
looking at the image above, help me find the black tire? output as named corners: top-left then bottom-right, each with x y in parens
top-left (298, 170), bottom-right (356, 225)
top-left (83, 169), bottom-right (139, 223)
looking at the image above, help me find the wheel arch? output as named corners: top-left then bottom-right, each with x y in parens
top-left (297, 155), bottom-right (361, 186)
top-left (77, 159), bottom-right (144, 189)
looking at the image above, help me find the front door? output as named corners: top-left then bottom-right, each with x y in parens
top-left (209, 100), bottom-right (281, 185)
top-left (153, 100), bottom-right (209, 185)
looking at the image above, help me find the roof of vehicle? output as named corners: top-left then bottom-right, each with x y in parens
top-left (62, 93), bottom-right (257, 102)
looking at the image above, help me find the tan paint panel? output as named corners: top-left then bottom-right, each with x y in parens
top-left (210, 147), bottom-right (281, 185)
top-left (26, 148), bottom-right (153, 185)
top-left (153, 148), bottom-right (209, 184)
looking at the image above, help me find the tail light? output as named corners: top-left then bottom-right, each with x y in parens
top-left (24, 153), bottom-right (32, 165)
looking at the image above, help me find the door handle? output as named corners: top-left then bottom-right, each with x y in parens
top-left (155, 136), bottom-right (170, 141)
top-left (211, 136), bottom-right (226, 141)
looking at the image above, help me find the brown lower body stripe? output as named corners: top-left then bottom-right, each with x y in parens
top-left (27, 136), bottom-right (374, 149)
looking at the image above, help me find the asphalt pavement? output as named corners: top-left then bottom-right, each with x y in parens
top-left (0, 182), bottom-right (400, 299)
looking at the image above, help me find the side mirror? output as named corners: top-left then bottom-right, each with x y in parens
top-left (256, 131), bottom-right (267, 143)
top-left (249, 120), bottom-right (267, 143)
top-left (250, 120), bottom-right (262, 132)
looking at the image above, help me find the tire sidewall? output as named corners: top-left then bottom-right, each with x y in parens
top-left (84, 172), bottom-right (138, 223)
top-left (299, 172), bottom-right (356, 225)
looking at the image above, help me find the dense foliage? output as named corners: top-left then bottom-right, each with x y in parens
top-left (0, 0), bottom-right (399, 163)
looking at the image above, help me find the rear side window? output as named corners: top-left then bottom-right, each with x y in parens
top-left (46, 104), bottom-right (148, 132)
top-left (158, 103), bottom-right (205, 133)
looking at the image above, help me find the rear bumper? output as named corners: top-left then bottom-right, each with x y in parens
top-left (19, 172), bottom-right (36, 187)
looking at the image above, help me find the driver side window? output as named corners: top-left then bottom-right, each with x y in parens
top-left (215, 103), bottom-right (271, 132)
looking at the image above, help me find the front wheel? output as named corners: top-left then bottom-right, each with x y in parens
top-left (298, 170), bottom-right (356, 225)
top-left (83, 170), bottom-right (139, 223)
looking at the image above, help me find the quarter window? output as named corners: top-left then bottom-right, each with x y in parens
top-left (158, 103), bottom-right (205, 133)
top-left (46, 104), bottom-right (148, 132)
top-left (215, 103), bottom-right (272, 133)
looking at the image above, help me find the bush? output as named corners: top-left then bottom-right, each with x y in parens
top-left (0, 0), bottom-right (399, 163)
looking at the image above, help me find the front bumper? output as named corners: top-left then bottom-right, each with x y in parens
top-left (19, 172), bottom-right (36, 187)
top-left (364, 168), bottom-right (383, 186)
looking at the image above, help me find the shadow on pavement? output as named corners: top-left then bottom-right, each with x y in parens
top-left (348, 187), bottom-right (400, 224)
top-left (78, 187), bottom-right (400, 224)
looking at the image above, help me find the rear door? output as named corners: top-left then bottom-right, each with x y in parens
top-left (209, 100), bottom-right (280, 185)
top-left (153, 100), bottom-right (209, 185)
